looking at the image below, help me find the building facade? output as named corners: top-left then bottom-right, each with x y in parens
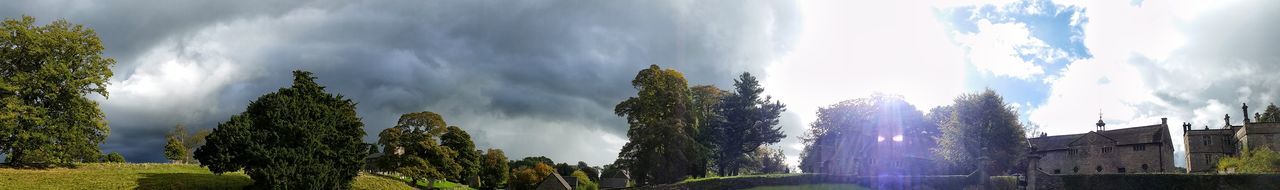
top-left (1028, 118), bottom-right (1175, 174)
top-left (1184, 103), bottom-right (1280, 173)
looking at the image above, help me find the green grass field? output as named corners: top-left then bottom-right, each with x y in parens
top-left (0, 163), bottom-right (415, 190)
top-left (743, 184), bottom-right (871, 190)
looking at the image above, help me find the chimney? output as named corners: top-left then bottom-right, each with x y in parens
top-left (1161, 118), bottom-right (1168, 125)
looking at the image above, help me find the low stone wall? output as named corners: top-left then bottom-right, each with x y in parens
top-left (630, 174), bottom-right (1017, 190)
top-left (1036, 174), bottom-right (1280, 190)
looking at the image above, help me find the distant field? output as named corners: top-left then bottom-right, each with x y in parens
top-left (0, 163), bottom-right (415, 190)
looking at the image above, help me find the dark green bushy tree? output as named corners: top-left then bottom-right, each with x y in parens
top-left (193, 70), bottom-right (368, 189)
top-left (713, 73), bottom-right (786, 176)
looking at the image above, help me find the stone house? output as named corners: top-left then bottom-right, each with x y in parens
top-left (1028, 118), bottom-right (1175, 174)
top-left (1184, 103), bottom-right (1280, 173)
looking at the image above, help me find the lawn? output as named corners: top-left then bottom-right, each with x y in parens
top-left (0, 163), bottom-right (415, 190)
top-left (743, 184), bottom-right (871, 190)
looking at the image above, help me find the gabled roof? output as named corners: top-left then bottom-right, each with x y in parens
top-left (1030, 124), bottom-right (1167, 152)
top-left (536, 173), bottom-right (572, 190)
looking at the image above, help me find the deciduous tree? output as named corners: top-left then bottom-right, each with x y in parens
top-left (442, 126), bottom-right (481, 186)
top-left (933, 89), bottom-right (1027, 174)
top-left (0, 16), bottom-right (115, 167)
top-left (480, 149), bottom-right (509, 189)
top-left (193, 70), bottom-right (368, 189)
top-left (798, 94), bottom-right (937, 174)
top-left (613, 65), bottom-right (700, 185)
top-left (373, 111), bottom-right (461, 187)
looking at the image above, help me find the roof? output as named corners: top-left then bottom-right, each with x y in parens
top-left (536, 173), bottom-right (572, 190)
top-left (1030, 124), bottom-right (1167, 152)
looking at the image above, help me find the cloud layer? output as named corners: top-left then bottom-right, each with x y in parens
top-left (0, 0), bottom-right (799, 165)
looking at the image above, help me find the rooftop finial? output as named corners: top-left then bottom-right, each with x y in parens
top-left (1096, 111), bottom-right (1106, 131)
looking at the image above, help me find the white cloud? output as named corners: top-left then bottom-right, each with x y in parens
top-left (954, 20), bottom-right (1061, 79)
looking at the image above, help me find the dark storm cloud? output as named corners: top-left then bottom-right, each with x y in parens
top-left (0, 0), bottom-right (799, 164)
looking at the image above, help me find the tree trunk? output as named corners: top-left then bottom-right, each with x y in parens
top-left (427, 179), bottom-right (437, 190)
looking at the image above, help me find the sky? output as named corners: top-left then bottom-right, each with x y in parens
top-left (2, 0), bottom-right (1277, 169)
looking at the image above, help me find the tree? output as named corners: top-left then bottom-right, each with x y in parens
top-left (373, 111), bottom-right (461, 187)
top-left (577, 161), bottom-right (600, 182)
top-left (740, 146), bottom-right (788, 174)
top-left (480, 149), bottom-right (509, 189)
top-left (163, 134), bottom-right (186, 163)
top-left (690, 85), bottom-right (727, 178)
top-left (164, 124), bottom-right (211, 164)
top-left (712, 72), bottom-right (787, 176)
top-left (555, 163), bottom-right (575, 177)
top-left (0, 16), bottom-right (115, 167)
top-left (1218, 147), bottom-right (1280, 173)
top-left (193, 70), bottom-right (368, 189)
top-left (509, 162), bottom-right (555, 190)
top-left (933, 89), bottom-right (1027, 174)
top-left (1259, 103), bottom-right (1280, 123)
top-left (799, 94), bottom-right (938, 174)
top-left (614, 65), bottom-right (700, 185)
top-left (104, 152), bottom-right (125, 163)
top-left (442, 126), bottom-right (481, 186)
top-left (572, 170), bottom-right (600, 190)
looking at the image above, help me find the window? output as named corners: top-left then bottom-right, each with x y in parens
top-left (1142, 164), bottom-right (1149, 172)
top-left (1205, 154), bottom-right (1212, 165)
top-left (1073, 166), bottom-right (1079, 173)
top-left (1096, 166), bottom-right (1103, 173)
top-left (1204, 136), bottom-right (1211, 145)
top-left (1118, 167), bottom-right (1126, 173)
top-left (1133, 144), bottom-right (1146, 151)
top-left (1103, 147), bottom-right (1113, 154)
top-left (1053, 169), bottom-right (1061, 174)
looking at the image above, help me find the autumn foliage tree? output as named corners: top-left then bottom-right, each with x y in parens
top-left (0, 16), bottom-right (115, 167)
top-left (193, 70), bottom-right (368, 189)
top-left (614, 65), bottom-right (701, 185)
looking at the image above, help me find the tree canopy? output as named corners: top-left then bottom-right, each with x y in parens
top-left (193, 70), bottom-right (368, 189)
top-left (613, 64), bottom-right (701, 185)
top-left (372, 111), bottom-right (462, 187)
top-left (711, 72), bottom-right (787, 176)
top-left (799, 94), bottom-right (938, 174)
top-left (0, 16), bottom-right (115, 167)
top-left (480, 149), bottom-right (510, 189)
top-left (933, 89), bottom-right (1027, 174)
top-left (441, 126), bottom-right (481, 186)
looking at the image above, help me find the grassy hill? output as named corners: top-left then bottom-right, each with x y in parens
top-left (0, 163), bottom-right (416, 190)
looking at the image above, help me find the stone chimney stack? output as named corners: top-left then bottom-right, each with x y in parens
top-left (1162, 118), bottom-right (1168, 126)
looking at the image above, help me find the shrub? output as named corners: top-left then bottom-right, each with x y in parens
top-left (1218, 147), bottom-right (1280, 173)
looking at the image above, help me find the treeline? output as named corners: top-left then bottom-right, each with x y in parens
top-left (799, 91), bottom-right (1028, 175)
top-left (611, 65), bottom-right (791, 185)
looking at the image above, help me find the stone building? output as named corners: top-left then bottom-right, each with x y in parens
top-left (1028, 118), bottom-right (1175, 174)
top-left (1184, 103), bottom-right (1280, 173)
